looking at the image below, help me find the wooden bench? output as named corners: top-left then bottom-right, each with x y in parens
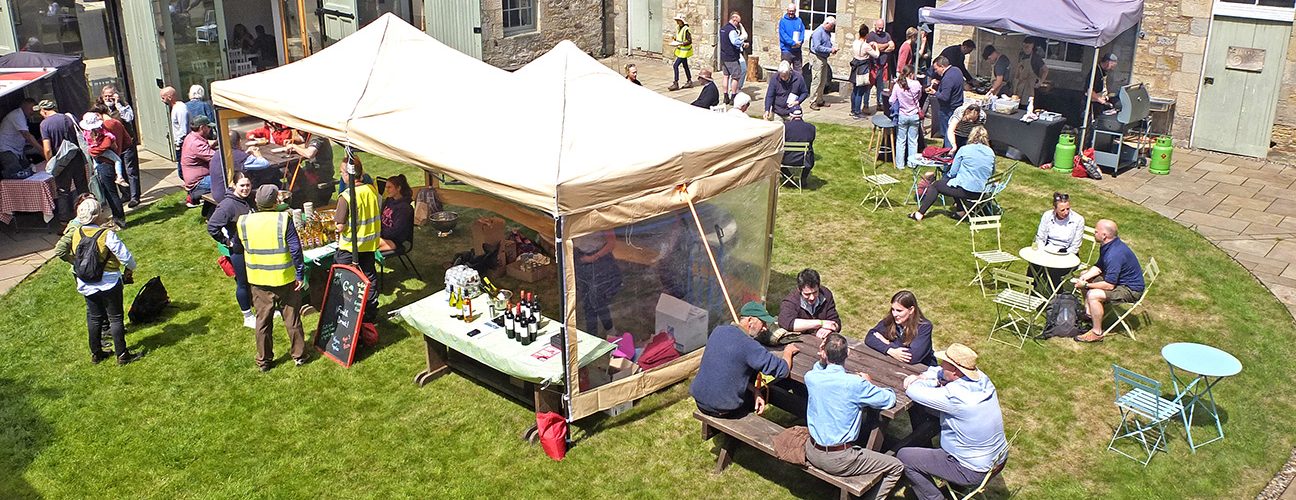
top-left (694, 410), bottom-right (882, 500)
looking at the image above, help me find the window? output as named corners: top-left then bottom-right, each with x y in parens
top-left (1221, 0), bottom-right (1295, 7)
top-left (1042, 39), bottom-right (1085, 71)
top-left (503, 0), bottom-right (536, 36)
top-left (1216, 0), bottom-right (1296, 21)
top-left (797, 0), bottom-right (837, 30)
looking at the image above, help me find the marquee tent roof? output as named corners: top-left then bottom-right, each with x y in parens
top-left (919, 0), bottom-right (1144, 47)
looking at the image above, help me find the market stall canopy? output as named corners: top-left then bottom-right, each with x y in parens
top-left (919, 0), bottom-right (1143, 47)
top-left (0, 52), bottom-right (89, 115)
top-left (213, 13), bottom-right (784, 235)
top-left (0, 68), bottom-right (56, 99)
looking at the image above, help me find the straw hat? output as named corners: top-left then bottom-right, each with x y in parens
top-left (934, 343), bottom-right (983, 380)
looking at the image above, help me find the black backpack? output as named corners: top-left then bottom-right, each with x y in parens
top-left (1041, 293), bottom-right (1086, 339)
top-left (129, 276), bottom-right (171, 323)
top-left (72, 227), bottom-right (110, 282)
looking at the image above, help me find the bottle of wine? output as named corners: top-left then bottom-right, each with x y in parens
top-left (482, 276), bottom-right (498, 294)
top-left (504, 303), bottom-right (516, 340)
top-left (449, 287), bottom-right (460, 318)
top-left (525, 305), bottom-right (538, 345)
top-left (461, 291), bottom-right (472, 321)
top-left (520, 290), bottom-right (530, 320)
top-left (514, 305), bottom-right (526, 344)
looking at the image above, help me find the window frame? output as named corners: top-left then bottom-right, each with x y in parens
top-left (797, 0), bottom-right (838, 31)
top-left (1214, 0), bottom-right (1296, 22)
top-left (1041, 39), bottom-right (1085, 72)
top-left (502, 0), bottom-right (537, 37)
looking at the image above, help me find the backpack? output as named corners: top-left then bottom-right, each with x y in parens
top-left (128, 276), bottom-right (171, 323)
top-left (72, 227), bottom-right (110, 282)
top-left (1041, 293), bottom-right (1085, 338)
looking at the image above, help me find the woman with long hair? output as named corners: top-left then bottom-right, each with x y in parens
top-left (865, 290), bottom-right (936, 365)
top-left (379, 174), bottom-right (414, 252)
top-left (849, 23), bottom-right (881, 118)
top-left (946, 103), bottom-right (985, 153)
top-left (891, 65), bottom-right (923, 167)
top-left (207, 171), bottom-right (257, 328)
top-left (910, 126), bottom-right (995, 221)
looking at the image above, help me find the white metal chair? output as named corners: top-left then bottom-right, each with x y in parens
top-left (1102, 257), bottom-right (1159, 340)
top-left (779, 141), bottom-right (811, 192)
top-left (1074, 225), bottom-right (1098, 273)
top-left (968, 215), bottom-right (1020, 296)
top-left (956, 162), bottom-right (1019, 225)
top-left (988, 268), bottom-right (1047, 348)
top-left (1108, 364), bottom-right (1182, 465)
top-left (859, 149), bottom-right (900, 211)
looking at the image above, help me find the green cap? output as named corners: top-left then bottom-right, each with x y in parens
top-left (738, 301), bottom-right (776, 325)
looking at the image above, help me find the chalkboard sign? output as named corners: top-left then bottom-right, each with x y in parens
top-left (314, 264), bottom-right (373, 367)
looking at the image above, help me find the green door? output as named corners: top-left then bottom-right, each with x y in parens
top-left (0, 1), bottom-right (15, 54)
top-left (119, 0), bottom-right (174, 157)
top-left (1193, 16), bottom-right (1292, 158)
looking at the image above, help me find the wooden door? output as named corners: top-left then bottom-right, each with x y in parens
top-left (424, 0), bottom-right (482, 59)
top-left (1193, 16), bottom-right (1291, 157)
top-left (321, 0), bottom-right (358, 48)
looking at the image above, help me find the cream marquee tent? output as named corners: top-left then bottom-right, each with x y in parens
top-left (212, 13), bottom-right (785, 421)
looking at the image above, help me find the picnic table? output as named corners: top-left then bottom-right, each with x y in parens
top-left (0, 169), bottom-right (57, 225)
top-left (769, 336), bottom-right (933, 452)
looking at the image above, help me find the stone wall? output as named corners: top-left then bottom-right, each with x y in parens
top-left (479, 0), bottom-right (607, 69)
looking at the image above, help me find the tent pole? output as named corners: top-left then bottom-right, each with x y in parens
top-left (556, 215), bottom-right (574, 425)
top-left (345, 146), bottom-right (358, 258)
top-left (1080, 49), bottom-right (1099, 150)
top-left (679, 184), bottom-right (739, 324)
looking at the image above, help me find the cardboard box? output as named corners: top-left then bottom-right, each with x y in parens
top-left (506, 259), bottom-right (556, 283)
top-left (470, 217), bottom-right (505, 253)
top-left (655, 294), bottom-right (709, 354)
top-left (500, 239), bottom-right (518, 265)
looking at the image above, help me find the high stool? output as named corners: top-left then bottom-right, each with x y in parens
top-left (867, 113), bottom-right (896, 166)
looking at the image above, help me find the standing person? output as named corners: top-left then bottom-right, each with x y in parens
top-left (68, 198), bottom-right (144, 365)
top-left (160, 86), bottom-right (188, 179)
top-left (864, 290), bottom-right (936, 366)
top-left (179, 116), bottom-right (215, 206)
top-left (1012, 37), bottom-right (1049, 103)
top-left (849, 25), bottom-right (880, 118)
top-left (891, 66), bottom-right (923, 168)
top-left (719, 11), bottom-right (749, 104)
top-left (934, 40), bottom-right (975, 87)
top-left (927, 56), bottom-right (965, 144)
top-left (623, 63), bottom-right (642, 86)
top-left (378, 174), bottom-right (414, 252)
top-left (285, 133), bottom-right (334, 207)
top-left (804, 333), bottom-right (905, 500)
top-left (668, 14), bottom-right (694, 91)
top-left (1090, 53), bottom-right (1119, 115)
top-left (0, 98), bottom-right (40, 178)
top-left (574, 230), bottom-right (623, 335)
top-left (763, 61), bottom-right (808, 121)
top-left (1074, 219), bottom-right (1144, 343)
top-left (334, 155), bottom-right (381, 327)
top-left (896, 27), bottom-right (922, 75)
top-left (91, 104), bottom-right (141, 208)
top-left (777, 268), bottom-right (841, 338)
top-left (690, 302), bottom-right (799, 418)
top-left (253, 25), bottom-right (278, 70)
top-left (36, 100), bottom-right (89, 195)
top-left (910, 126), bottom-right (994, 222)
top-left (98, 85), bottom-right (140, 206)
top-left (208, 171), bottom-right (257, 328)
top-left (864, 19), bottom-right (895, 111)
top-left (899, 344), bottom-right (1008, 500)
top-left (807, 16), bottom-right (838, 110)
top-left (690, 69), bottom-right (719, 108)
top-left (237, 185), bottom-right (308, 371)
top-left (777, 3), bottom-right (806, 73)
top-left (981, 45), bottom-right (1012, 96)
top-left (185, 85), bottom-right (217, 125)
top-left (79, 113), bottom-right (127, 226)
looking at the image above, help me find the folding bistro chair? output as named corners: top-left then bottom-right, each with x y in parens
top-left (944, 429), bottom-right (1019, 500)
top-left (1102, 257), bottom-right (1159, 340)
top-left (859, 151), bottom-right (901, 211)
top-left (1074, 225), bottom-right (1098, 273)
top-left (956, 162), bottom-right (1019, 225)
top-left (988, 268), bottom-right (1047, 348)
top-left (968, 215), bottom-right (1020, 296)
top-left (1108, 364), bottom-right (1183, 465)
top-left (779, 141), bottom-right (811, 192)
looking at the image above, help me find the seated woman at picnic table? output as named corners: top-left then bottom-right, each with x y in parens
top-left (777, 268), bottom-right (841, 338)
top-left (909, 126), bottom-right (995, 222)
top-left (865, 290), bottom-right (936, 366)
top-left (378, 174), bottom-right (414, 252)
top-left (245, 120), bottom-right (297, 146)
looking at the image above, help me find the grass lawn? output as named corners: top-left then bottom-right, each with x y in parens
top-left (1, 124), bottom-right (1293, 498)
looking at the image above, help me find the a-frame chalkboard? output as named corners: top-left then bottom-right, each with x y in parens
top-left (314, 264), bottom-right (373, 368)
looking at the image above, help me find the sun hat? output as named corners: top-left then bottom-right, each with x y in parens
top-left (738, 301), bottom-right (776, 325)
top-left (35, 99), bottom-right (57, 111)
top-left (934, 343), bottom-right (983, 380)
top-left (698, 68), bottom-right (713, 81)
top-left (673, 13), bottom-right (686, 22)
top-left (79, 112), bottom-right (103, 130)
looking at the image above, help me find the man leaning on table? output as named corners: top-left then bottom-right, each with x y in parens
top-left (899, 343), bottom-right (1008, 500)
top-left (1074, 219), bottom-right (1144, 343)
top-left (804, 333), bottom-right (904, 500)
top-left (690, 301), bottom-right (798, 418)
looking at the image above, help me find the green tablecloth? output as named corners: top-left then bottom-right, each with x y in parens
top-left (395, 290), bottom-right (615, 384)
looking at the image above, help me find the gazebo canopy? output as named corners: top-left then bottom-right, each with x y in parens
top-left (919, 0), bottom-right (1144, 47)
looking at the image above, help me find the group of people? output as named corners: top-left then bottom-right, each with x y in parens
top-left (691, 268), bottom-right (1007, 500)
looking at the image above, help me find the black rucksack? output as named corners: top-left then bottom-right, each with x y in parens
top-left (1041, 293), bottom-right (1086, 339)
top-left (73, 227), bottom-right (110, 282)
top-left (129, 276), bottom-right (171, 323)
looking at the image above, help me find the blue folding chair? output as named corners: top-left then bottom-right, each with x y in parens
top-left (1108, 365), bottom-right (1183, 465)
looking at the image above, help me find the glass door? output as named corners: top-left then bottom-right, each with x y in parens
top-left (0, 2), bottom-right (17, 53)
top-left (118, 0), bottom-right (171, 155)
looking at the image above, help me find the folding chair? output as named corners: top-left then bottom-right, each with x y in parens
top-left (944, 429), bottom-right (1019, 500)
top-left (956, 162), bottom-right (1019, 225)
top-left (988, 268), bottom-right (1047, 348)
top-left (1102, 257), bottom-right (1159, 340)
top-left (968, 215), bottom-right (1020, 296)
top-left (1108, 364), bottom-right (1183, 465)
top-left (905, 159), bottom-right (946, 206)
top-left (859, 150), bottom-right (901, 211)
top-left (1074, 225), bottom-right (1098, 273)
top-left (779, 141), bottom-right (811, 192)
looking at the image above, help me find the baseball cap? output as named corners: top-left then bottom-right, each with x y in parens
top-left (190, 115), bottom-right (211, 128)
top-left (738, 301), bottom-right (776, 325)
top-left (254, 184), bottom-right (280, 209)
top-left (35, 99), bottom-right (57, 111)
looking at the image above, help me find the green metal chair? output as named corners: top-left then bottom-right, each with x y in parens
top-left (779, 141), bottom-right (811, 192)
top-left (1074, 225), bottom-right (1098, 273)
top-left (859, 152), bottom-right (901, 211)
top-left (1108, 364), bottom-right (1183, 465)
top-left (1102, 257), bottom-right (1160, 340)
top-left (988, 268), bottom-right (1047, 348)
top-left (956, 162), bottom-right (1019, 225)
top-left (944, 429), bottom-right (1018, 499)
top-left (968, 215), bottom-right (1020, 296)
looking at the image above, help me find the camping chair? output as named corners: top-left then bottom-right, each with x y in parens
top-left (1102, 257), bottom-right (1159, 340)
top-left (1108, 364), bottom-right (1183, 465)
top-left (859, 149), bottom-right (901, 212)
top-left (944, 429), bottom-right (1019, 499)
top-left (956, 162), bottom-right (1019, 225)
top-left (988, 268), bottom-right (1047, 348)
top-left (968, 215), bottom-right (1020, 296)
top-left (779, 141), bottom-right (811, 192)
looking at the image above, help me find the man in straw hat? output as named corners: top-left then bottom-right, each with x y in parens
top-left (237, 184), bottom-right (307, 371)
top-left (690, 68), bottom-right (719, 109)
top-left (690, 301), bottom-right (799, 418)
top-left (898, 343), bottom-right (1008, 499)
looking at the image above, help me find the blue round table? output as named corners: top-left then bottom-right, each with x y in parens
top-left (1161, 342), bottom-right (1242, 451)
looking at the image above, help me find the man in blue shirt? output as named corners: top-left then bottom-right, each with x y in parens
top-left (690, 301), bottom-right (799, 417)
top-left (1075, 219), bottom-right (1145, 342)
top-left (807, 16), bottom-right (839, 110)
top-left (899, 343), bottom-right (1007, 500)
top-left (777, 3), bottom-right (806, 75)
top-left (927, 56), bottom-right (965, 145)
top-left (764, 61), bottom-right (809, 121)
top-left (804, 333), bottom-right (904, 499)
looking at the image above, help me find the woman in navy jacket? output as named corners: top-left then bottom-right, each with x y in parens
top-left (864, 290), bottom-right (937, 366)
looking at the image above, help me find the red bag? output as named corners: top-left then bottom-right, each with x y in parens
top-left (360, 322), bottom-right (379, 347)
top-left (536, 412), bottom-right (567, 461)
top-left (217, 256), bottom-right (235, 277)
top-left (638, 331), bottom-right (681, 371)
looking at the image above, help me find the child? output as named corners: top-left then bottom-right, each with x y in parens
top-left (79, 113), bottom-right (127, 187)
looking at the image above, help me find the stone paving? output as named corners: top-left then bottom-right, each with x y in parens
top-left (0, 151), bottom-right (182, 296)
top-left (602, 55), bottom-right (1296, 319)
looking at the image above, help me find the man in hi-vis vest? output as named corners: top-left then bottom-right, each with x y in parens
top-left (333, 155), bottom-right (380, 326)
top-left (238, 184), bottom-right (307, 371)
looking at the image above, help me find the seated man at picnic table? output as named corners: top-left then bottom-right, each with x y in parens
top-left (778, 268), bottom-right (840, 338)
top-left (180, 116), bottom-right (216, 206)
top-left (899, 343), bottom-right (1008, 500)
top-left (246, 120), bottom-right (297, 146)
top-left (1073, 219), bottom-right (1144, 343)
top-left (689, 301), bottom-right (799, 418)
top-left (804, 333), bottom-right (905, 500)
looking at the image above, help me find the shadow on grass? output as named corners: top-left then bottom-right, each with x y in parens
top-left (123, 198), bottom-right (190, 228)
top-left (133, 306), bottom-right (205, 354)
top-left (572, 380), bottom-right (692, 440)
top-left (0, 378), bottom-right (56, 499)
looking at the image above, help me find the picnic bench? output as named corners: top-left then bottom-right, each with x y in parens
top-left (694, 410), bottom-right (882, 500)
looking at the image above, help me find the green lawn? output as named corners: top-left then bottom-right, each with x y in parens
top-left (1, 124), bottom-right (1292, 498)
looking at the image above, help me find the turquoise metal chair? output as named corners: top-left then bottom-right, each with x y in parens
top-left (1108, 365), bottom-right (1183, 465)
top-left (987, 268), bottom-right (1047, 348)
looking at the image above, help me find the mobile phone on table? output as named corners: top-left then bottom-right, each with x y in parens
top-left (466, 328), bottom-right (482, 337)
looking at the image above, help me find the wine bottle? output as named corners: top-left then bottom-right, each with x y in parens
top-left (447, 285), bottom-right (455, 307)
top-left (482, 276), bottom-right (498, 294)
top-left (525, 306), bottom-right (538, 345)
top-left (504, 303), bottom-right (516, 340)
top-left (461, 292), bottom-right (472, 321)
top-left (518, 305), bottom-right (530, 344)
top-left (520, 290), bottom-right (530, 320)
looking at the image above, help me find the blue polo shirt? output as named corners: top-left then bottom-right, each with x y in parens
top-left (805, 362), bottom-right (896, 446)
top-left (1096, 236), bottom-right (1145, 292)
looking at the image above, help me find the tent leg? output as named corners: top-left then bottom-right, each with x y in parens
top-left (1081, 50), bottom-right (1100, 149)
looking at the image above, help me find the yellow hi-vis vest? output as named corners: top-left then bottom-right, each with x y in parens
top-left (339, 183), bottom-right (380, 253)
top-left (238, 211), bottom-right (296, 287)
top-left (674, 25), bottom-right (693, 58)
